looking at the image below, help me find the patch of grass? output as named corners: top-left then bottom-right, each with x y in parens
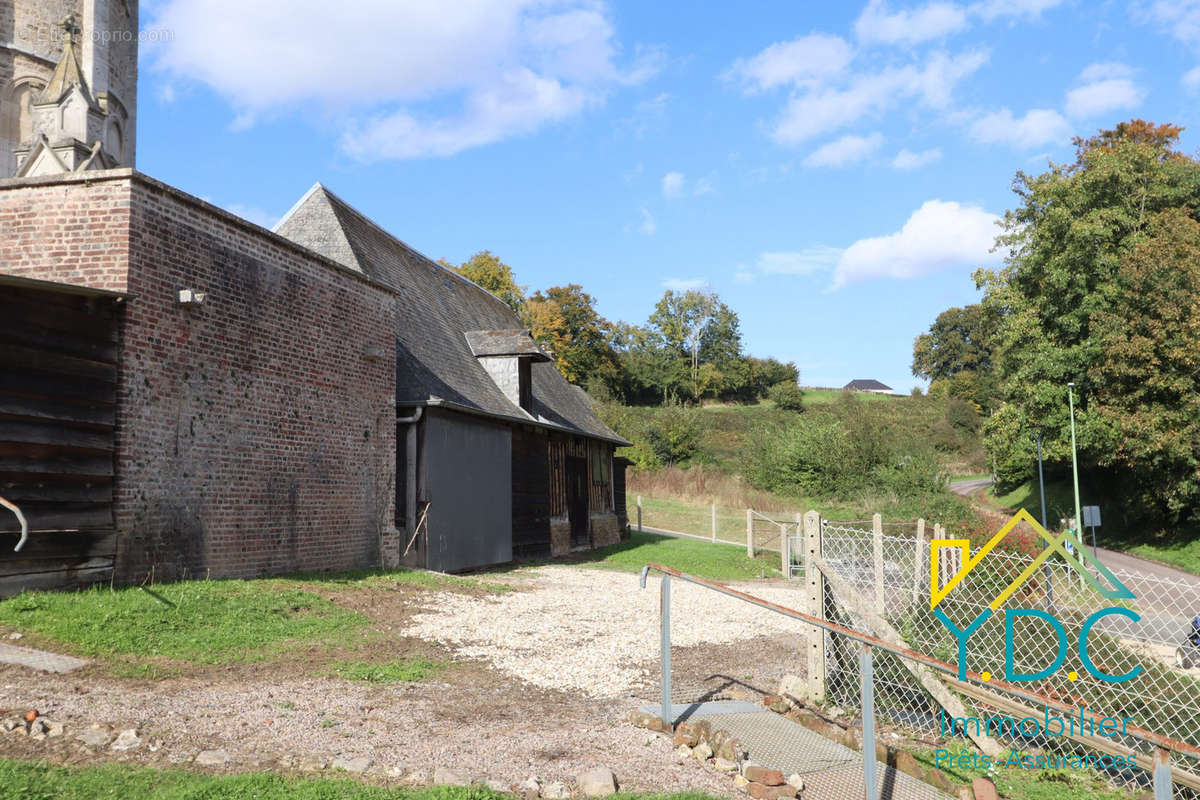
top-left (988, 478), bottom-right (1078, 526)
top-left (577, 530), bottom-right (779, 582)
top-left (330, 658), bottom-right (443, 683)
top-left (286, 568), bottom-right (512, 595)
top-left (1126, 538), bottom-right (1200, 576)
top-left (0, 759), bottom-right (725, 800)
top-left (0, 581), bottom-right (366, 665)
top-left (914, 743), bottom-right (1134, 800)
top-left (798, 388), bottom-right (899, 404)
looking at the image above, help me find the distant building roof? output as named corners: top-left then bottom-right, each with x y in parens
top-left (844, 379), bottom-right (893, 391)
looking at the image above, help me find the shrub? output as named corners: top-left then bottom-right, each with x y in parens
top-left (645, 405), bottom-right (702, 465)
top-left (767, 381), bottom-right (805, 411)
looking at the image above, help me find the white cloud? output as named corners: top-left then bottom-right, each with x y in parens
top-left (1144, 1), bottom-right (1200, 48)
top-left (1185, 66), bottom-right (1200, 92)
top-left (146, 0), bottom-right (654, 160)
top-left (224, 203), bottom-right (279, 229)
top-left (831, 199), bottom-right (1001, 289)
top-left (772, 50), bottom-right (987, 144)
top-left (1065, 63), bottom-right (1143, 118)
top-left (662, 171), bottom-right (686, 198)
top-left (892, 147), bottom-right (943, 169)
top-left (638, 207), bottom-right (657, 236)
top-left (855, 0), bottom-right (968, 46)
top-left (970, 0), bottom-right (1065, 21)
top-left (969, 107), bottom-right (1070, 148)
top-left (693, 175), bottom-right (717, 196)
top-left (733, 264), bottom-right (756, 284)
top-left (663, 277), bottom-right (707, 290)
top-left (757, 247), bottom-right (843, 276)
top-left (804, 132), bottom-right (884, 167)
top-left (725, 33), bottom-right (853, 92)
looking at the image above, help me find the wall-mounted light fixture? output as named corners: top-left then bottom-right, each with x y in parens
top-left (177, 288), bottom-right (207, 307)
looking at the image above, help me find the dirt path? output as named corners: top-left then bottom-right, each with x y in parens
top-left (0, 567), bottom-right (811, 796)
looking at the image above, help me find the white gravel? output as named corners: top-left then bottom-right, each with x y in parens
top-left (402, 565), bottom-right (809, 697)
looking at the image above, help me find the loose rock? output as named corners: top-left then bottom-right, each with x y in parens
top-left (786, 774), bottom-right (804, 791)
top-left (76, 725), bottom-right (111, 747)
top-left (542, 781), bottom-right (570, 799)
top-left (298, 756), bottom-right (327, 772)
top-left (747, 782), bottom-right (797, 800)
top-left (333, 756), bottom-right (373, 774)
top-left (432, 766), bottom-right (467, 785)
top-left (972, 777), bottom-right (1000, 800)
top-left (519, 775), bottom-right (542, 798)
top-left (743, 766), bottom-right (786, 786)
top-left (713, 757), bottom-right (739, 773)
top-left (576, 766), bottom-right (617, 797)
top-left (693, 742), bottom-right (713, 761)
top-left (196, 750), bottom-right (232, 767)
top-left (110, 729), bottom-right (142, 751)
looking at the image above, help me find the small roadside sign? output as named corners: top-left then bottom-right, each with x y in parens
top-left (1083, 505), bottom-right (1101, 527)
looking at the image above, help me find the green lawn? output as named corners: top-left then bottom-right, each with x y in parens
top-left (797, 388), bottom-right (900, 404)
top-left (330, 658), bottom-right (444, 684)
top-left (914, 744), bottom-right (1134, 800)
top-left (0, 580), bottom-right (366, 665)
top-left (0, 760), bottom-right (725, 800)
top-left (578, 530), bottom-right (781, 581)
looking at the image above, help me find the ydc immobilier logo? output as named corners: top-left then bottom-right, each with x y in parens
top-left (931, 509), bottom-right (1141, 684)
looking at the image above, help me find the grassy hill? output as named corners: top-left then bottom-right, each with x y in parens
top-left (601, 390), bottom-right (985, 525)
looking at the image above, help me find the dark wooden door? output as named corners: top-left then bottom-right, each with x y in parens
top-left (565, 456), bottom-right (589, 548)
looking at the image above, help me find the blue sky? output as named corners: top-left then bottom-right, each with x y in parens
top-left (134, 0), bottom-right (1200, 392)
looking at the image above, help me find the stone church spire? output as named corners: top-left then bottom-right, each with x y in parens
top-left (2, 1), bottom-right (138, 179)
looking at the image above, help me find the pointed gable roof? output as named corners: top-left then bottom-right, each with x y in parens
top-left (36, 32), bottom-right (95, 108)
top-left (274, 184), bottom-right (628, 445)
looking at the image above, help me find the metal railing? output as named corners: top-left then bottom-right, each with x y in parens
top-left (639, 561), bottom-right (1199, 800)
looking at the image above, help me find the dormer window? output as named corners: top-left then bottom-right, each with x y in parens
top-left (464, 329), bottom-right (551, 415)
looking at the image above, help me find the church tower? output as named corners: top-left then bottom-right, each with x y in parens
top-left (1, 0), bottom-right (138, 178)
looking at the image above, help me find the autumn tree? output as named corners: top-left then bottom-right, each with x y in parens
top-left (976, 120), bottom-right (1200, 526)
top-left (442, 251), bottom-right (526, 312)
top-left (524, 285), bottom-right (620, 390)
top-left (648, 289), bottom-right (742, 401)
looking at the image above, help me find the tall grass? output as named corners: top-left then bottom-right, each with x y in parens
top-left (627, 464), bottom-right (794, 511)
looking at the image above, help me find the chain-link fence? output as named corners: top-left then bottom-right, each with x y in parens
top-left (631, 496), bottom-right (799, 560)
top-left (810, 516), bottom-right (1200, 798)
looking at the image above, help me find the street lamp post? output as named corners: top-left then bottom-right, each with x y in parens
top-left (1032, 426), bottom-right (1054, 611)
top-left (1067, 382), bottom-right (1084, 587)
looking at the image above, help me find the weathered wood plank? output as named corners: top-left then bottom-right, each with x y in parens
top-left (0, 450), bottom-right (114, 478)
top-left (0, 343), bottom-right (117, 384)
top-left (0, 505), bottom-right (113, 533)
top-left (0, 563), bottom-right (113, 597)
top-left (0, 318), bottom-right (119, 363)
top-left (0, 481), bottom-right (113, 504)
top-left (0, 394), bottom-right (115, 427)
top-left (0, 297), bottom-right (119, 343)
top-left (0, 530), bottom-right (117, 561)
top-left (0, 421), bottom-right (114, 452)
top-left (0, 370), bottom-right (117, 405)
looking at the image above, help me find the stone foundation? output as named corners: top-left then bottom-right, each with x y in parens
top-left (590, 512), bottom-right (621, 547)
top-left (550, 516), bottom-right (571, 556)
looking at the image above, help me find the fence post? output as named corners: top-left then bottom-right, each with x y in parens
top-left (872, 512), bottom-right (884, 610)
top-left (780, 522), bottom-right (789, 577)
top-left (1154, 748), bottom-right (1172, 800)
top-left (712, 504), bottom-right (717, 542)
top-left (637, 496), bottom-right (643, 533)
top-left (746, 509), bottom-right (754, 558)
top-left (660, 575), bottom-right (672, 725)
top-left (913, 518), bottom-right (925, 608)
top-left (803, 510), bottom-right (826, 702)
top-left (860, 643), bottom-right (878, 800)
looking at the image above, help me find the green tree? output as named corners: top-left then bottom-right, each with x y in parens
top-left (977, 120), bottom-right (1200, 524)
top-left (648, 289), bottom-right (743, 401)
top-left (443, 251), bottom-right (526, 313)
top-left (525, 285), bottom-right (620, 390)
top-left (912, 304), bottom-right (999, 412)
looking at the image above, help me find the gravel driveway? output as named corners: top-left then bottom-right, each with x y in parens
top-left (0, 566), bottom-right (812, 796)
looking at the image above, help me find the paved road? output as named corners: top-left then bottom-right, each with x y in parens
top-left (948, 477), bottom-right (994, 496)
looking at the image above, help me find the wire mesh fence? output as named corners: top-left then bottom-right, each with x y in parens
top-left (813, 517), bottom-right (1200, 798)
top-left (632, 496), bottom-right (799, 557)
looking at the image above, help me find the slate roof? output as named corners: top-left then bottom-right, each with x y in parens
top-left (464, 329), bottom-right (551, 361)
top-left (843, 379), bottom-right (893, 391)
top-left (274, 184), bottom-right (627, 445)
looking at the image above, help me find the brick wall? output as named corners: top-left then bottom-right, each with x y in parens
top-left (0, 170), bottom-right (399, 580)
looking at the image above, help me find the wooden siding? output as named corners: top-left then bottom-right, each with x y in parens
top-left (512, 426), bottom-right (551, 558)
top-left (549, 434), bottom-right (612, 516)
top-left (0, 283), bottom-right (120, 595)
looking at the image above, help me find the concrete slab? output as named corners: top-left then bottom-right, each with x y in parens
top-left (640, 700), bottom-right (766, 724)
top-left (0, 643), bottom-right (87, 673)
